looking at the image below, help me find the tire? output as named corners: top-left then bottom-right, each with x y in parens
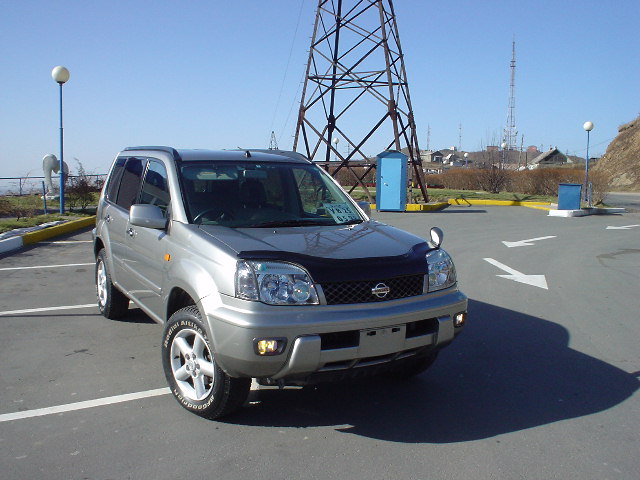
top-left (386, 351), bottom-right (439, 380)
top-left (161, 306), bottom-right (251, 419)
top-left (96, 249), bottom-right (129, 319)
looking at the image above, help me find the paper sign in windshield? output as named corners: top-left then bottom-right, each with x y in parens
top-left (323, 203), bottom-right (359, 223)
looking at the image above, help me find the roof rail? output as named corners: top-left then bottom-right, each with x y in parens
top-left (123, 146), bottom-right (181, 161)
top-left (239, 149), bottom-right (310, 163)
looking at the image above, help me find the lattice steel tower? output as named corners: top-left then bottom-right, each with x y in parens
top-left (503, 39), bottom-right (517, 152)
top-left (293, 0), bottom-right (428, 202)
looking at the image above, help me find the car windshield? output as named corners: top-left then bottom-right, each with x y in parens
top-left (179, 161), bottom-right (364, 228)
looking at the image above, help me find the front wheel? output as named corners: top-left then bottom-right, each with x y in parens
top-left (161, 306), bottom-right (250, 419)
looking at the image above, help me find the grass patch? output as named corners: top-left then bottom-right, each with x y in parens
top-left (1, 194), bottom-right (96, 234)
top-left (0, 213), bottom-right (91, 234)
top-left (424, 189), bottom-right (555, 203)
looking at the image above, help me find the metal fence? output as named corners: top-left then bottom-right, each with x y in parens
top-left (0, 175), bottom-right (107, 196)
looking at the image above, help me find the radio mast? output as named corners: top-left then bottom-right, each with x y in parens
top-left (504, 39), bottom-right (517, 153)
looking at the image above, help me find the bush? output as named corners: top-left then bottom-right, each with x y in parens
top-left (428, 168), bottom-right (511, 194)
top-left (428, 166), bottom-right (612, 203)
top-left (427, 169), bottom-right (477, 190)
top-left (0, 197), bottom-right (10, 217)
top-left (476, 167), bottom-right (511, 194)
top-left (66, 160), bottom-right (102, 211)
top-left (589, 169), bottom-right (612, 205)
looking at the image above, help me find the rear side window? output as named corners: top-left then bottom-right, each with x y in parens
top-left (105, 157), bottom-right (126, 202)
top-left (139, 160), bottom-right (170, 216)
top-left (115, 158), bottom-right (144, 210)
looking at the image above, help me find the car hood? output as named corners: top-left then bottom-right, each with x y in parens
top-left (199, 221), bottom-right (429, 282)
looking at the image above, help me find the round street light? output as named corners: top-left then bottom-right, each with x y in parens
top-left (52, 66), bottom-right (70, 213)
top-left (332, 137), bottom-right (339, 161)
top-left (52, 66), bottom-right (70, 84)
top-left (583, 121), bottom-right (594, 205)
top-left (464, 152), bottom-right (469, 168)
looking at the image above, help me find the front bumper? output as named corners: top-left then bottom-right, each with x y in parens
top-left (200, 288), bottom-right (467, 381)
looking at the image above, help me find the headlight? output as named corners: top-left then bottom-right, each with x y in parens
top-left (426, 249), bottom-right (456, 292)
top-left (235, 260), bottom-right (319, 305)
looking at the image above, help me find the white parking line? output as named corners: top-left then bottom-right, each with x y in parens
top-left (0, 262), bottom-right (93, 272)
top-left (0, 304), bottom-right (96, 316)
top-left (0, 388), bottom-right (171, 423)
top-left (41, 240), bottom-right (93, 244)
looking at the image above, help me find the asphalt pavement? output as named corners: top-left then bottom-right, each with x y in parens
top-left (604, 191), bottom-right (640, 211)
top-left (1, 206), bottom-right (639, 480)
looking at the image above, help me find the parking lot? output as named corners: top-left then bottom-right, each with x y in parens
top-left (1, 205), bottom-right (639, 480)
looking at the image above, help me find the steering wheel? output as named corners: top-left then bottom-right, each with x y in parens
top-left (193, 208), bottom-right (234, 224)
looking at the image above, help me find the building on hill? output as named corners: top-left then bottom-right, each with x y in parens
top-left (527, 148), bottom-right (568, 169)
top-left (420, 150), bottom-right (445, 173)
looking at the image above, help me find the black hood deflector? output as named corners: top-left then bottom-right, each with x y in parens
top-left (238, 242), bottom-right (429, 283)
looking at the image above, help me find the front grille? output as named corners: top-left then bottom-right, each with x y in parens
top-left (320, 274), bottom-right (424, 305)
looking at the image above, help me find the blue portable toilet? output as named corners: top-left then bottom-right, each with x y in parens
top-left (376, 150), bottom-right (407, 211)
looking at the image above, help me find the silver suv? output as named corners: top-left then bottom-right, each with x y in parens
top-left (93, 146), bottom-right (467, 419)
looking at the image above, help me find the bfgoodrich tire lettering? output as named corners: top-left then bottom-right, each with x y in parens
top-left (96, 249), bottom-right (129, 319)
top-left (161, 306), bottom-right (250, 419)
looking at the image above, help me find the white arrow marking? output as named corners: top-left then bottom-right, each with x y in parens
top-left (502, 235), bottom-right (557, 248)
top-left (484, 258), bottom-right (548, 290)
top-left (606, 225), bottom-right (640, 230)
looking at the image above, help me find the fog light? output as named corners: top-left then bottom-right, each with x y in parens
top-left (254, 338), bottom-right (286, 356)
top-left (454, 312), bottom-right (467, 328)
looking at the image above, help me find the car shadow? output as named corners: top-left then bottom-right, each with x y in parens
top-left (433, 208), bottom-right (487, 214)
top-left (223, 299), bottom-right (639, 443)
top-left (114, 307), bottom-right (157, 324)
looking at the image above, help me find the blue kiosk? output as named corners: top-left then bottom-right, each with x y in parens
top-left (376, 150), bottom-right (407, 211)
top-left (557, 183), bottom-right (582, 210)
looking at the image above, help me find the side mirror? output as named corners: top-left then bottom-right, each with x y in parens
top-left (129, 204), bottom-right (167, 229)
top-left (357, 201), bottom-right (372, 217)
top-left (430, 226), bottom-right (444, 248)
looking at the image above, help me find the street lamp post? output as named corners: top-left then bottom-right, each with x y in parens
top-left (52, 66), bottom-right (70, 214)
top-left (583, 121), bottom-right (594, 206)
top-left (464, 152), bottom-right (469, 168)
top-left (501, 142), bottom-right (507, 169)
top-left (332, 137), bottom-right (339, 161)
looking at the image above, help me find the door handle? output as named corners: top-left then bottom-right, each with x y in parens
top-left (104, 214), bottom-right (111, 223)
top-left (127, 227), bottom-right (135, 237)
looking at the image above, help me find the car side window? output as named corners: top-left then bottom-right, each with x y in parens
top-left (115, 158), bottom-right (145, 210)
top-left (105, 157), bottom-right (126, 203)
top-left (139, 160), bottom-right (170, 216)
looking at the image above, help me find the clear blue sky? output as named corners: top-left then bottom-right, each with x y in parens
top-left (1, 0), bottom-right (638, 178)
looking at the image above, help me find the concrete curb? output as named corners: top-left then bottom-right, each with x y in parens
top-left (548, 207), bottom-right (626, 217)
top-left (0, 216), bottom-right (96, 255)
top-left (371, 203), bottom-right (449, 212)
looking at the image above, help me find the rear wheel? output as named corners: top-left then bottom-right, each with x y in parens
top-left (96, 249), bottom-right (129, 319)
top-left (161, 306), bottom-right (251, 419)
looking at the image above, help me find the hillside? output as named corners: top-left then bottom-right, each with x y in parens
top-left (593, 116), bottom-right (640, 191)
